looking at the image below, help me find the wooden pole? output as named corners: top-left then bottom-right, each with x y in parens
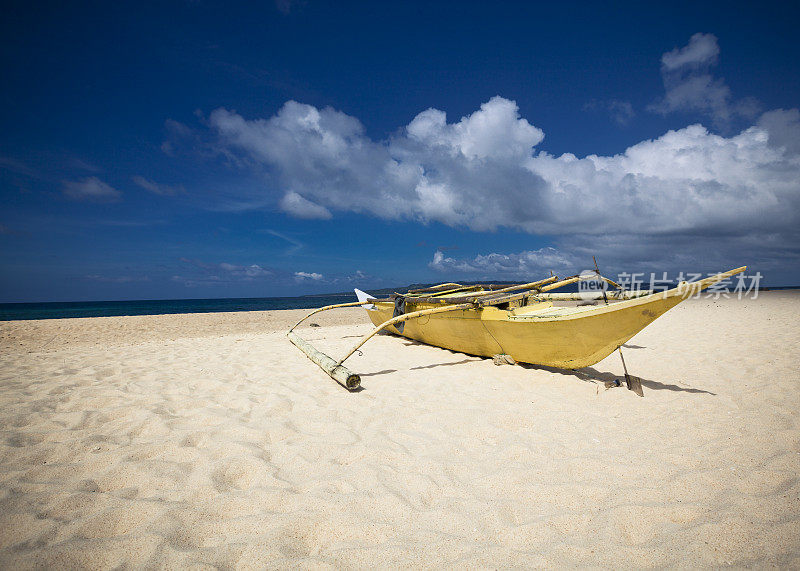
top-left (407, 282), bottom-right (463, 293)
top-left (411, 285), bottom-right (484, 298)
top-left (407, 276), bottom-right (560, 305)
top-left (288, 331), bottom-right (361, 390)
top-left (601, 276), bottom-right (622, 290)
top-left (536, 290), bottom-right (652, 301)
top-left (468, 275), bottom-right (558, 298)
top-left (538, 275), bottom-right (581, 292)
top-left (593, 256), bottom-right (609, 306)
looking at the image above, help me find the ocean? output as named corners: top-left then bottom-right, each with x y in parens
top-left (0, 294), bottom-right (358, 321)
top-left (2, 285), bottom-right (795, 321)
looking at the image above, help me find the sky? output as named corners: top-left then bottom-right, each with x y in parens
top-left (1, 1), bottom-right (799, 302)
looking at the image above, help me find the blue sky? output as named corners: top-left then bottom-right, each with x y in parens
top-left (1, 1), bottom-right (799, 302)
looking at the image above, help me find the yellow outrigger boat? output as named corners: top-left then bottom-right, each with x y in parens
top-left (288, 266), bottom-right (746, 394)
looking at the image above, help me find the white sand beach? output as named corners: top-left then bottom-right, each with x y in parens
top-left (1, 291), bottom-right (799, 568)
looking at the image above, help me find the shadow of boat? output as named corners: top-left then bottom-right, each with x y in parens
top-left (519, 363), bottom-right (716, 395)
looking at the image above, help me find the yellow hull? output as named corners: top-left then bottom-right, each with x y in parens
top-left (363, 268), bottom-right (744, 369)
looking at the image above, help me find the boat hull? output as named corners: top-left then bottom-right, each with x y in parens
top-left (361, 269), bottom-right (745, 369)
top-left (364, 297), bottom-right (684, 369)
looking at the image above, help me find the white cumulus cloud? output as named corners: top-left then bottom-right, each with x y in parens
top-left (207, 97), bottom-right (554, 231)
top-left (206, 96), bottom-right (800, 244)
top-left (757, 108), bottom-right (800, 155)
top-left (430, 248), bottom-right (576, 277)
top-left (219, 262), bottom-right (271, 278)
top-left (661, 32), bottom-right (720, 70)
top-left (406, 97), bottom-right (544, 160)
top-left (280, 191), bottom-right (332, 219)
top-left (177, 258), bottom-right (272, 283)
top-left (650, 33), bottom-right (759, 127)
top-left (295, 271), bottom-right (323, 281)
top-left (180, 34), bottom-right (800, 279)
top-left (146, 31), bottom-right (800, 282)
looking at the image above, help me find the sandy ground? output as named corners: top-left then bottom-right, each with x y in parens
top-left (0, 291), bottom-right (799, 568)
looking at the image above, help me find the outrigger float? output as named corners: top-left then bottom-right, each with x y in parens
top-left (287, 266), bottom-right (746, 395)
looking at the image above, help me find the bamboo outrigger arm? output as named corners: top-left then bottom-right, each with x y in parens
top-left (469, 275), bottom-right (559, 298)
top-left (407, 282), bottom-right (463, 294)
top-left (289, 275), bottom-right (578, 390)
top-left (288, 300), bottom-right (389, 333)
top-left (335, 303), bottom-right (475, 367)
top-left (287, 299), bottom-right (388, 391)
top-left (539, 275), bottom-right (581, 292)
top-left (409, 276), bottom-right (561, 305)
top-left (600, 275), bottom-right (623, 290)
top-left (288, 299), bottom-right (475, 390)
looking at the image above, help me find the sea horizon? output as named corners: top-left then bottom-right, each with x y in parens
top-left (2, 284), bottom-right (798, 321)
top-left (0, 293), bottom-right (358, 321)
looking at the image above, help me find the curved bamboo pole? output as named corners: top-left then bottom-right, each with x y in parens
top-left (413, 285), bottom-right (484, 298)
top-left (600, 275), bottom-right (622, 290)
top-left (336, 302), bottom-right (475, 366)
top-left (407, 282), bottom-right (463, 293)
top-left (405, 276), bottom-right (562, 305)
top-left (468, 275), bottom-right (559, 298)
top-left (538, 290), bottom-right (653, 301)
top-left (538, 275), bottom-right (581, 292)
top-left (287, 299), bottom-right (387, 391)
top-left (288, 300), bottom-right (385, 333)
top-left (674, 265), bottom-right (747, 298)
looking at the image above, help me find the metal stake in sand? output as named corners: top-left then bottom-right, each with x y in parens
top-left (618, 346), bottom-right (644, 397)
